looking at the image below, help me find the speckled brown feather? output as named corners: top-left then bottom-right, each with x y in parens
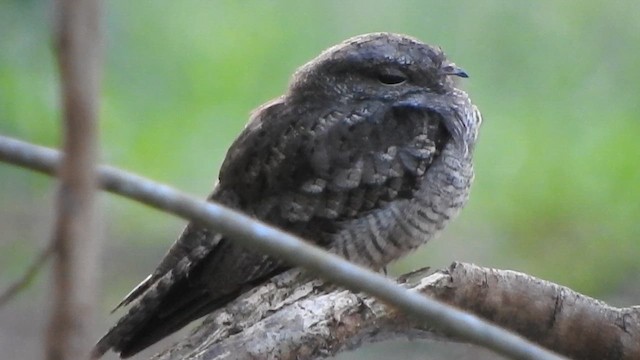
top-left (92, 32), bottom-right (482, 359)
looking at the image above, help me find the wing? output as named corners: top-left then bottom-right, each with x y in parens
top-left (219, 96), bottom-right (448, 229)
top-left (92, 97), bottom-right (450, 358)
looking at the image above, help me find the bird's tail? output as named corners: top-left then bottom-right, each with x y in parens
top-left (91, 268), bottom-right (225, 359)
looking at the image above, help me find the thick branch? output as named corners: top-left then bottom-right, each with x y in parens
top-left (154, 262), bottom-right (640, 360)
top-left (0, 135), bottom-right (563, 360)
top-left (47, 0), bottom-right (103, 359)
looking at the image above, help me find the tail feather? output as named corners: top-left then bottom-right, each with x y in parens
top-left (110, 230), bottom-right (224, 315)
top-left (118, 291), bottom-right (239, 358)
top-left (92, 267), bottom-right (240, 359)
top-left (91, 268), bottom-right (186, 359)
top-left (110, 274), bottom-right (153, 314)
top-left (93, 235), bottom-right (287, 359)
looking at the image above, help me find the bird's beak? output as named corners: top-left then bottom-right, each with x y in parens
top-left (442, 63), bottom-right (468, 78)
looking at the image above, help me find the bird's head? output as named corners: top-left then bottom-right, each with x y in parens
top-left (289, 32), bottom-right (467, 101)
top-left (288, 32), bottom-right (481, 155)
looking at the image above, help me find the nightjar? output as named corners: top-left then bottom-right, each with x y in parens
top-left (92, 32), bottom-right (482, 358)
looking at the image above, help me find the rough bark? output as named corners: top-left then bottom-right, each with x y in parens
top-left (153, 262), bottom-right (640, 360)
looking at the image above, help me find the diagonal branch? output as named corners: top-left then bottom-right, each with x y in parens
top-left (0, 134), bottom-right (564, 360)
top-left (0, 242), bottom-right (54, 307)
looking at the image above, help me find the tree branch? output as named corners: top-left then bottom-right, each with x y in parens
top-left (0, 135), bottom-right (564, 360)
top-left (47, 0), bottom-right (103, 359)
top-left (0, 242), bottom-right (54, 307)
top-left (152, 262), bottom-right (640, 360)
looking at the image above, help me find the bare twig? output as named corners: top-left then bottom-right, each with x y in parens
top-left (0, 242), bottom-right (54, 307)
top-left (0, 135), bottom-right (565, 360)
top-left (154, 263), bottom-right (640, 360)
top-left (47, 0), bottom-right (103, 359)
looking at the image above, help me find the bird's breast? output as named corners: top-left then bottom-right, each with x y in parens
top-left (329, 141), bottom-right (474, 269)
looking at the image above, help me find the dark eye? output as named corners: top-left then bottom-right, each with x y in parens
top-left (377, 73), bottom-right (407, 85)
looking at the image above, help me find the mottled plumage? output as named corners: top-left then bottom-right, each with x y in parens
top-left (92, 32), bottom-right (482, 358)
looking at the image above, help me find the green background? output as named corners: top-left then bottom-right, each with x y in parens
top-left (1, 1), bottom-right (639, 359)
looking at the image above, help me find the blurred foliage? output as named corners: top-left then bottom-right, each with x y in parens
top-left (1, 0), bottom-right (639, 308)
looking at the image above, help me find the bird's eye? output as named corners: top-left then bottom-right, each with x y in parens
top-left (377, 73), bottom-right (407, 85)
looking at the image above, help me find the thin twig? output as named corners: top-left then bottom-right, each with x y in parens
top-left (0, 242), bottom-right (55, 307)
top-left (0, 135), bottom-right (566, 360)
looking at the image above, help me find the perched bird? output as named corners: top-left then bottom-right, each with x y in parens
top-left (92, 32), bottom-right (482, 358)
